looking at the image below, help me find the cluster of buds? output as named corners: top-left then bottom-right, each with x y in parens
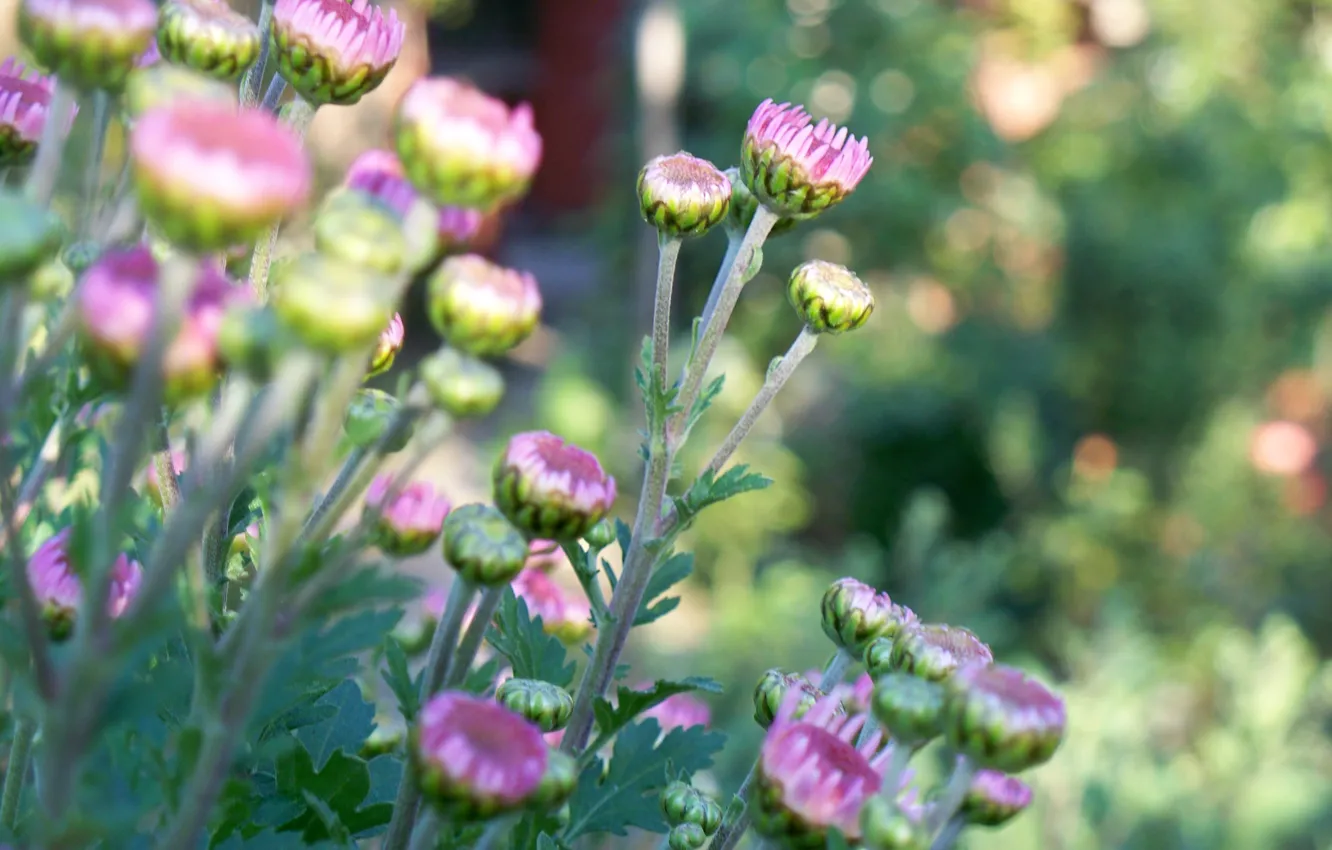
top-left (661, 780), bottom-right (723, 850)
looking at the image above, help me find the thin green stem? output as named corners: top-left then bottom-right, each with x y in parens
top-left (0, 477), bottom-right (54, 702)
top-left (928, 755), bottom-right (976, 833)
top-left (650, 236), bottom-right (681, 389)
top-left (709, 762), bottom-right (758, 850)
top-left (699, 233), bottom-right (742, 336)
top-left (930, 815), bottom-right (966, 850)
top-left (247, 98), bottom-right (316, 301)
top-left (24, 83), bottom-right (75, 206)
top-left (1, 717), bottom-right (35, 828)
top-left (879, 742), bottom-right (911, 803)
top-left (443, 585), bottom-right (503, 689)
top-left (78, 91), bottom-right (110, 239)
top-left (818, 649), bottom-right (852, 691)
top-left (239, 0), bottom-right (276, 108)
top-left (560, 541), bottom-right (609, 624)
top-left (301, 445), bottom-right (368, 538)
top-left (405, 809), bottom-right (440, 850)
top-left (260, 74), bottom-right (288, 113)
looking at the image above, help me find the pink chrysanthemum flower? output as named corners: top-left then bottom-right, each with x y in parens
top-left (367, 312), bottom-right (404, 377)
top-left (0, 58), bottom-right (71, 165)
top-left (963, 769), bottom-right (1034, 827)
top-left (414, 691), bottom-right (548, 819)
top-left (642, 692), bottom-right (711, 732)
top-left (752, 689), bottom-right (895, 846)
top-left (19, 0), bottom-right (159, 91)
top-left (28, 529), bottom-right (144, 640)
top-left (944, 664), bottom-right (1066, 774)
top-left (741, 99), bottom-right (873, 220)
top-left (76, 246), bottom-right (250, 400)
top-left (427, 254), bottom-right (542, 356)
top-left (364, 475), bottom-right (451, 557)
top-left (493, 431), bottom-right (615, 541)
top-left (395, 77), bottom-right (542, 211)
top-left (131, 102), bottom-right (311, 252)
top-left (272, 0), bottom-right (404, 106)
top-left (512, 567), bottom-right (592, 646)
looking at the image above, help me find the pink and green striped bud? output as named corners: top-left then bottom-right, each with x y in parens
top-left (28, 529), bottom-right (143, 641)
top-left (271, 252), bottom-right (394, 353)
top-left (741, 99), bottom-right (873, 219)
top-left (661, 781), bottom-right (723, 835)
top-left (528, 749), bottom-right (577, 811)
top-left (413, 692), bottom-right (548, 821)
top-left (368, 313), bottom-right (404, 377)
top-left (754, 669), bottom-right (826, 729)
top-left (314, 190), bottom-right (408, 275)
top-left (944, 665), bottom-right (1066, 773)
top-left (364, 475), bottom-right (451, 557)
top-left (753, 689), bottom-right (893, 848)
top-left (421, 347), bottom-right (505, 418)
top-left (870, 672), bottom-right (945, 747)
top-left (271, 0), bottom-right (404, 106)
top-left (124, 62), bottom-right (237, 121)
top-left (344, 388), bottom-right (411, 452)
top-left (131, 102), bottom-right (311, 252)
top-left (493, 431), bottom-right (616, 541)
top-left (788, 260), bottom-right (874, 335)
top-left (668, 824), bottom-right (707, 850)
top-left (820, 578), bottom-right (911, 660)
top-left (427, 254), bottom-right (541, 357)
top-left (495, 678), bottom-right (573, 733)
top-left (441, 503), bottom-right (529, 587)
top-left (724, 167), bottom-right (799, 240)
top-left (962, 769), bottom-right (1033, 827)
top-left (395, 77), bottom-right (542, 210)
top-left (0, 190), bottom-right (63, 280)
top-left (0, 59), bottom-right (70, 166)
top-left (637, 152), bottom-right (731, 239)
top-left (75, 246), bottom-right (250, 401)
top-left (890, 624), bottom-right (994, 683)
top-left (859, 796), bottom-right (928, 850)
top-left (157, 0), bottom-right (261, 81)
top-left (511, 567), bottom-right (592, 645)
top-left (19, 0), bottom-right (158, 92)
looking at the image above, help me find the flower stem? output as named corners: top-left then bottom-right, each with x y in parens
top-left (78, 91), bottom-right (111, 239)
top-left (703, 327), bottom-right (818, 477)
top-left (929, 815), bottom-right (966, 850)
top-left (818, 649), bottom-right (852, 691)
top-left (261, 74), bottom-right (288, 113)
top-left (24, 82), bottom-right (75, 207)
top-left (560, 540), bottom-right (609, 624)
top-left (650, 235), bottom-right (681, 389)
top-left (240, 0), bottom-right (276, 107)
top-left (879, 742), bottom-right (910, 802)
top-left (443, 585), bottom-right (503, 689)
top-left (301, 445), bottom-right (368, 538)
top-left (699, 233), bottom-right (742, 335)
top-left (709, 762), bottom-right (758, 850)
top-left (0, 717), bottom-right (35, 828)
top-left (247, 98), bottom-right (317, 302)
top-left (928, 755), bottom-right (975, 833)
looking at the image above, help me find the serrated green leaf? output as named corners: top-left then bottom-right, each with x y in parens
top-left (589, 677), bottom-right (721, 751)
top-left (381, 638), bottom-right (420, 720)
top-left (615, 519), bottom-right (633, 559)
top-left (486, 588), bottom-right (576, 688)
top-left (299, 791), bottom-right (352, 846)
top-left (672, 465), bottom-right (773, 530)
top-left (275, 745), bottom-right (383, 842)
top-left (634, 552), bottom-right (693, 626)
top-left (363, 755), bottom-right (402, 806)
top-left (293, 680), bottom-right (376, 771)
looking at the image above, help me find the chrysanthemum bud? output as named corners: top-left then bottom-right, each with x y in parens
top-left (29, 256), bottom-right (73, 301)
top-left (962, 769), bottom-right (1032, 827)
top-left (787, 260), bottom-right (874, 334)
top-left (754, 669), bottom-right (823, 729)
top-left (414, 692), bottom-right (547, 820)
top-left (820, 578), bottom-right (911, 660)
top-left (724, 167), bottom-right (799, 239)
top-left (741, 99), bottom-right (873, 219)
top-left (131, 103), bottom-right (311, 252)
top-left (395, 77), bottom-right (542, 210)
top-left (345, 389), bottom-right (410, 452)
top-left (28, 529), bottom-right (143, 641)
top-left (421, 347), bottom-right (505, 418)
top-left (427, 254), bottom-right (541, 357)
top-left (216, 304), bottom-right (290, 381)
top-left (859, 796), bottom-right (928, 850)
top-left (512, 567), bottom-right (591, 645)
top-left (0, 59), bottom-right (69, 166)
top-left (494, 431), bottom-right (616, 541)
top-left (528, 749), bottom-right (577, 811)
top-left (496, 678), bottom-right (573, 733)
top-left (315, 191), bottom-right (408, 275)
top-left (272, 0), bottom-right (404, 106)
top-left (368, 313), bottom-right (404, 378)
top-left (271, 253), bottom-right (394, 353)
top-left (364, 475), bottom-right (450, 557)
top-left (583, 519), bottom-right (615, 550)
top-left (890, 624), bottom-right (993, 683)
top-left (870, 673), bottom-right (944, 748)
top-left (668, 824), bottom-right (707, 850)
top-left (157, 0), bottom-right (261, 81)
top-left (441, 504), bottom-right (528, 587)
top-left (637, 152), bottom-right (731, 239)
top-left (0, 190), bottom-right (63, 280)
top-left (19, 0), bottom-right (158, 92)
top-left (61, 241), bottom-right (100, 277)
top-left (123, 62), bottom-right (237, 122)
top-left (865, 636), bottom-right (895, 680)
top-left (661, 781), bottom-right (723, 835)
top-left (944, 665), bottom-right (1067, 773)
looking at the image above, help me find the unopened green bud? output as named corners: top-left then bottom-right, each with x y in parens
top-left (29, 257), bottom-right (73, 301)
top-left (61, 241), bottom-right (101, 277)
top-left (860, 796), bottom-right (927, 850)
top-left (271, 253), bottom-right (394, 353)
top-left (870, 673), bottom-right (945, 747)
top-left (496, 678), bottom-right (574, 733)
top-left (661, 781), bottom-right (723, 835)
top-left (637, 152), bottom-right (731, 239)
top-left (421, 347), bottom-right (505, 418)
top-left (344, 389), bottom-right (411, 453)
top-left (217, 304), bottom-right (290, 382)
top-left (787, 260), bottom-right (874, 334)
top-left (754, 669), bottom-right (823, 728)
top-left (529, 749), bottom-right (577, 810)
top-left (890, 624), bottom-right (993, 683)
top-left (441, 504), bottom-right (528, 587)
top-left (668, 824), bottom-right (707, 850)
top-left (820, 578), bottom-right (913, 660)
top-left (157, 0), bottom-right (261, 82)
top-left (0, 191), bottom-right (63, 281)
top-left (865, 636), bottom-right (896, 680)
top-left (944, 665), bottom-right (1066, 773)
top-left (583, 518), bottom-right (616, 550)
top-left (314, 191), bottom-right (408, 275)
top-left (19, 0), bottom-right (157, 92)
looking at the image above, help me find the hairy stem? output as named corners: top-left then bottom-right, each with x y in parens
top-left (239, 0), bottom-right (276, 108)
top-left (709, 762), bottom-right (758, 850)
top-left (24, 83), bottom-right (75, 206)
top-left (0, 477), bottom-right (54, 702)
top-left (879, 742), bottom-right (910, 803)
top-left (698, 233), bottom-right (742, 336)
top-left (247, 98), bottom-right (316, 302)
top-left (302, 445), bottom-right (368, 538)
top-left (78, 91), bottom-right (110, 238)
top-left (260, 74), bottom-right (288, 113)
top-left (650, 236), bottom-right (681, 390)
top-left (443, 585), bottom-right (503, 689)
top-left (0, 717), bottom-right (35, 829)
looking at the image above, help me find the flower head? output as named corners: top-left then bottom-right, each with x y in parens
top-left (741, 99), bottom-right (872, 218)
top-left (271, 252), bottom-right (394, 352)
top-left (441, 503), bottom-right (529, 587)
top-left (787, 260), bottom-right (875, 334)
top-left (944, 664), bottom-right (1066, 773)
top-left (131, 102), bottom-right (311, 251)
top-left (962, 769), bottom-right (1033, 827)
top-left (637, 152), bottom-right (731, 238)
top-left (315, 187), bottom-right (409, 275)
top-left (414, 692), bottom-right (548, 820)
top-left (724, 167), bottom-right (799, 239)
top-left (395, 77), bottom-right (542, 210)
top-left (753, 689), bottom-right (893, 846)
top-left (124, 62), bottom-right (237, 121)
top-left (870, 672), bottom-right (945, 747)
top-left (511, 567), bottom-right (592, 645)
top-left (368, 313), bottom-right (405, 377)
top-left (158, 0), bottom-right (262, 81)
top-left (890, 624), bottom-right (994, 683)
top-left (19, 0), bottom-right (159, 91)
top-left (28, 530), bottom-right (143, 640)
top-left (272, 0), bottom-right (404, 105)
top-left (344, 388), bottom-right (411, 452)
top-left (365, 475), bottom-right (451, 556)
top-left (496, 678), bottom-right (574, 733)
top-left (643, 693), bottom-right (711, 732)
top-left (493, 431), bottom-right (616, 540)
top-left (420, 347), bottom-right (505, 419)
top-left (0, 59), bottom-right (67, 166)
top-left (427, 254), bottom-right (541, 357)
top-left (754, 669), bottom-right (827, 729)
top-left (820, 578), bottom-right (914, 660)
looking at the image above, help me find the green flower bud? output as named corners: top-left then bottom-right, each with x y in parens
top-left (496, 678), bottom-right (574, 733)
top-left (582, 518), bottom-right (616, 550)
top-left (870, 673), bottom-right (945, 748)
top-left (724, 167), bottom-right (800, 239)
top-left (0, 191), bottom-right (63, 281)
top-left (19, 0), bottom-right (158, 92)
top-left (314, 190), bottom-right (408, 275)
top-left (820, 578), bottom-right (914, 661)
top-left (661, 781), bottom-right (723, 835)
top-left (962, 769), bottom-right (1033, 827)
top-left (890, 624), bottom-right (993, 683)
top-left (943, 665), bottom-right (1067, 773)
top-left (637, 152), bottom-right (731, 239)
top-left (754, 669), bottom-right (824, 729)
top-left (29, 256), bottom-right (73, 301)
top-left (528, 749), bottom-right (577, 810)
top-left (860, 796), bottom-right (928, 850)
top-left (271, 252), bottom-right (394, 353)
top-left (344, 389), bottom-right (411, 453)
top-left (441, 504), bottom-right (528, 587)
top-left (427, 254), bottom-right (542, 357)
top-left (787, 260), bottom-right (875, 334)
top-left (421, 347), bottom-right (506, 418)
top-left (216, 304), bottom-right (291, 382)
top-left (668, 824), bottom-right (707, 850)
top-left (865, 636), bottom-right (896, 681)
top-left (157, 0), bottom-right (261, 82)
top-left (61, 241), bottom-right (101, 277)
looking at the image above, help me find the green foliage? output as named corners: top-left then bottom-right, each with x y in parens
top-left (589, 678), bottom-right (723, 753)
top-left (486, 588), bottom-right (577, 688)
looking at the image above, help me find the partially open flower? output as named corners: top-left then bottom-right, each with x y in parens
top-left (28, 529), bottom-right (144, 640)
top-left (421, 347), bottom-right (505, 418)
top-left (0, 59), bottom-right (66, 166)
top-left (963, 769), bottom-right (1033, 827)
top-left (344, 388), bottom-right (411, 452)
top-left (441, 504), bottom-right (529, 587)
top-left (754, 669), bottom-right (826, 729)
top-left (741, 99), bottom-right (873, 219)
top-left (493, 431), bottom-right (616, 541)
top-left (870, 673), bottom-right (945, 748)
top-left (820, 578), bottom-right (913, 660)
top-left (142, 449), bottom-right (187, 507)
top-left (752, 689), bottom-right (893, 847)
top-left (637, 152), bottom-right (731, 239)
top-left (76, 247), bottom-right (250, 400)
top-left (19, 0), bottom-right (158, 91)
top-left (395, 77), bottom-right (542, 210)
top-left (788, 260), bottom-right (874, 334)
top-left (496, 678), bottom-right (574, 733)
top-left (365, 475), bottom-right (451, 557)
top-left (131, 102), bottom-right (311, 252)
top-left (124, 62), bottom-right (237, 121)
top-left (272, 0), bottom-right (404, 106)
top-left (414, 692), bottom-right (548, 820)
top-left (511, 567), bottom-right (592, 645)
top-left (157, 0), bottom-right (262, 81)
top-left (271, 252), bottom-right (394, 352)
top-left (643, 693), bottom-right (711, 732)
top-left (724, 167), bottom-right (799, 239)
top-left (944, 665), bottom-right (1066, 773)
top-left (314, 190), bottom-right (409, 276)
top-left (890, 624), bottom-right (994, 683)
top-left (0, 190), bottom-right (63, 280)
top-left (427, 254), bottom-right (541, 357)
top-left (368, 313), bottom-right (405, 377)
